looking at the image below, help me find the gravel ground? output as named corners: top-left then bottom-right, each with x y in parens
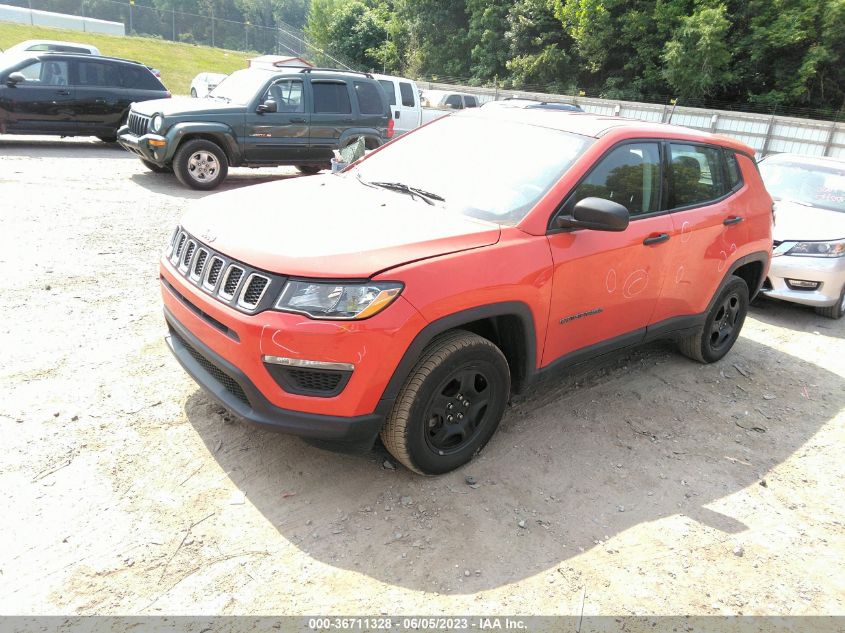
top-left (1, 136), bottom-right (843, 617)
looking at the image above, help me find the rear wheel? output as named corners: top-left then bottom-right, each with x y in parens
top-left (173, 138), bottom-right (228, 190)
top-left (678, 276), bottom-right (749, 363)
top-left (140, 158), bottom-right (171, 173)
top-left (190, 88), bottom-right (198, 98)
top-left (815, 284), bottom-right (845, 319)
top-left (296, 164), bottom-right (323, 175)
top-left (381, 330), bottom-right (510, 475)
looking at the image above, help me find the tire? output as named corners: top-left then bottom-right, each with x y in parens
top-left (173, 138), bottom-right (228, 190)
top-left (190, 88), bottom-right (198, 98)
top-left (97, 134), bottom-right (117, 143)
top-left (815, 284), bottom-right (845, 319)
top-left (678, 276), bottom-right (749, 363)
top-left (381, 330), bottom-right (510, 475)
top-left (296, 164), bottom-right (323, 175)
top-left (140, 158), bottom-right (171, 173)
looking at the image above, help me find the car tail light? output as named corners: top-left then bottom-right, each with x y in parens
top-left (387, 117), bottom-right (394, 139)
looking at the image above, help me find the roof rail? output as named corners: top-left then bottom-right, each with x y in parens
top-left (299, 67), bottom-right (373, 79)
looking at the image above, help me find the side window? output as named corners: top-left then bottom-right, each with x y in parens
top-left (120, 65), bottom-right (164, 90)
top-left (565, 143), bottom-right (662, 217)
top-left (669, 144), bottom-right (727, 208)
top-left (378, 80), bottom-right (396, 106)
top-left (399, 82), bottom-right (415, 107)
top-left (724, 151), bottom-right (743, 191)
top-left (312, 81), bottom-right (352, 114)
top-left (354, 81), bottom-right (384, 115)
top-left (444, 94), bottom-right (463, 109)
top-left (267, 79), bottom-right (304, 113)
top-left (464, 95), bottom-right (478, 108)
top-left (18, 60), bottom-right (69, 85)
top-left (76, 61), bottom-right (119, 87)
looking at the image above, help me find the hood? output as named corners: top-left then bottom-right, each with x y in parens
top-left (132, 96), bottom-right (244, 117)
top-left (773, 200), bottom-right (845, 242)
top-left (181, 175), bottom-right (501, 278)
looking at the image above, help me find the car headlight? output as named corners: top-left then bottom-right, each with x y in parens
top-left (785, 239), bottom-right (845, 257)
top-left (150, 114), bottom-right (164, 133)
top-left (275, 280), bottom-right (403, 320)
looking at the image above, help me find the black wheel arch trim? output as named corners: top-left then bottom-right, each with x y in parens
top-left (167, 122), bottom-right (241, 164)
top-left (378, 301), bottom-right (539, 405)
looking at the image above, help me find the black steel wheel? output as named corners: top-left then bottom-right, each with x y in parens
top-left (381, 330), bottom-right (510, 475)
top-left (678, 276), bottom-right (749, 363)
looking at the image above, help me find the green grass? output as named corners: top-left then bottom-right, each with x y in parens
top-left (0, 22), bottom-right (252, 93)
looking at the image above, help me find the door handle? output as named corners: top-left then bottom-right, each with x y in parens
top-left (723, 216), bottom-right (744, 226)
top-left (55, 90), bottom-right (70, 96)
top-left (643, 233), bottom-right (670, 246)
top-left (290, 117), bottom-right (306, 124)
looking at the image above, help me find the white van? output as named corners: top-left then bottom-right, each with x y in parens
top-left (372, 73), bottom-right (421, 136)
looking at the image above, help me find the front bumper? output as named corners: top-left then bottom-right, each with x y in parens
top-left (165, 306), bottom-right (388, 452)
top-left (762, 252), bottom-right (845, 307)
top-left (117, 126), bottom-right (168, 165)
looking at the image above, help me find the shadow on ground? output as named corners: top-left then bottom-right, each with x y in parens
top-left (0, 136), bottom-right (129, 158)
top-left (750, 295), bottom-right (844, 339)
top-left (184, 329), bottom-right (844, 594)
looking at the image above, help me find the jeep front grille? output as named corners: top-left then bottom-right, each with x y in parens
top-left (166, 228), bottom-right (283, 314)
top-left (128, 111), bottom-right (151, 136)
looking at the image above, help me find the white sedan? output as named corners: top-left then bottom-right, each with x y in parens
top-left (759, 153), bottom-right (845, 319)
top-left (190, 72), bottom-right (228, 98)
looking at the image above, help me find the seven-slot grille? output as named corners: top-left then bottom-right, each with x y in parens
top-left (128, 111), bottom-right (151, 136)
top-left (166, 228), bottom-right (277, 313)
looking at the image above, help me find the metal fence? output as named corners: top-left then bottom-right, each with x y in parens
top-left (422, 81), bottom-right (845, 159)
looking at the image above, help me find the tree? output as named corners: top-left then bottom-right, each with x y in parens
top-left (662, 4), bottom-right (734, 100)
top-left (466, 0), bottom-right (514, 83)
top-left (505, 0), bottom-right (574, 91)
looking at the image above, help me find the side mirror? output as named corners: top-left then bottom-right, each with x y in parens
top-left (6, 72), bottom-right (26, 86)
top-left (554, 197), bottom-right (630, 232)
top-left (257, 99), bottom-right (277, 113)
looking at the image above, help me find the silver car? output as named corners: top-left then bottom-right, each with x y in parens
top-left (759, 153), bottom-right (845, 319)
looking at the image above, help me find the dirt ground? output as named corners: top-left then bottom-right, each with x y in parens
top-left (1, 136), bottom-right (843, 618)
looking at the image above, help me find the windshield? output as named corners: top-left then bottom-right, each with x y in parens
top-left (351, 115), bottom-right (592, 224)
top-left (208, 69), bottom-right (271, 105)
top-left (760, 159), bottom-right (845, 213)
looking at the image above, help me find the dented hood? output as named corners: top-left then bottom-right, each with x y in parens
top-left (180, 174), bottom-right (501, 278)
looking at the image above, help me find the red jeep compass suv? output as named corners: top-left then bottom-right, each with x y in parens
top-left (161, 110), bottom-right (772, 474)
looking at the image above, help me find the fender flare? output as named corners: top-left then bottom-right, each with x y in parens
top-left (377, 301), bottom-right (539, 406)
top-left (710, 250), bottom-right (770, 311)
top-left (164, 122), bottom-right (241, 164)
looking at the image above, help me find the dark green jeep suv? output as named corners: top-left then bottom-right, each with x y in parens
top-left (117, 68), bottom-right (392, 190)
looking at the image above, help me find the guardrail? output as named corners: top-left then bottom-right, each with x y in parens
top-left (423, 81), bottom-right (845, 159)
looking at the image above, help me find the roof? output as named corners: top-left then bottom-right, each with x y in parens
top-left (6, 51), bottom-right (148, 66)
top-left (249, 55), bottom-right (312, 68)
top-left (460, 108), bottom-right (755, 154)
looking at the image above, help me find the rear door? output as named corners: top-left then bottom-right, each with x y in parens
top-left (243, 77), bottom-right (309, 163)
top-left (0, 58), bottom-right (75, 133)
top-left (308, 79), bottom-right (354, 160)
top-left (70, 58), bottom-right (127, 133)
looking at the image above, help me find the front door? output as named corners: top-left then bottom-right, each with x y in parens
top-left (243, 78), bottom-right (310, 163)
top-left (1, 59), bottom-right (75, 134)
top-left (543, 142), bottom-right (675, 366)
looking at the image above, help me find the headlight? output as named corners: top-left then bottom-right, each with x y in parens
top-left (275, 280), bottom-right (403, 320)
top-left (785, 239), bottom-right (845, 258)
top-left (150, 114), bottom-right (164, 133)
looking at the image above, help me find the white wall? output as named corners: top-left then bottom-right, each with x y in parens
top-left (0, 4), bottom-right (125, 36)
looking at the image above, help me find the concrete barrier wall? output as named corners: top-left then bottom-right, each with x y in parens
top-left (0, 4), bottom-right (124, 36)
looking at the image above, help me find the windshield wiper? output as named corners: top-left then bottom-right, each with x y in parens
top-left (368, 180), bottom-right (445, 205)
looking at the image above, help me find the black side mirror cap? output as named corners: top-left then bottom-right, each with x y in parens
top-left (257, 99), bottom-right (277, 113)
top-left (554, 197), bottom-right (630, 232)
top-left (6, 72), bottom-right (26, 86)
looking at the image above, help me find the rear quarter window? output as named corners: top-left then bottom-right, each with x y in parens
top-left (120, 65), bottom-right (165, 90)
top-left (354, 81), bottom-right (385, 115)
top-left (724, 151), bottom-right (744, 190)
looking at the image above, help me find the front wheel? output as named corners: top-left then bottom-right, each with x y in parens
top-left (815, 284), bottom-right (845, 320)
top-left (678, 276), bottom-right (749, 363)
top-left (295, 164), bottom-right (323, 175)
top-left (173, 139), bottom-right (228, 190)
top-left (190, 88), bottom-right (198, 98)
top-left (381, 330), bottom-right (510, 475)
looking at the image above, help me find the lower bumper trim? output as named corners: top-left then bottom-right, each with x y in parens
top-left (164, 307), bottom-right (386, 452)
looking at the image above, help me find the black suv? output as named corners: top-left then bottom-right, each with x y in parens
top-left (0, 53), bottom-right (169, 142)
top-left (117, 68), bottom-right (392, 190)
